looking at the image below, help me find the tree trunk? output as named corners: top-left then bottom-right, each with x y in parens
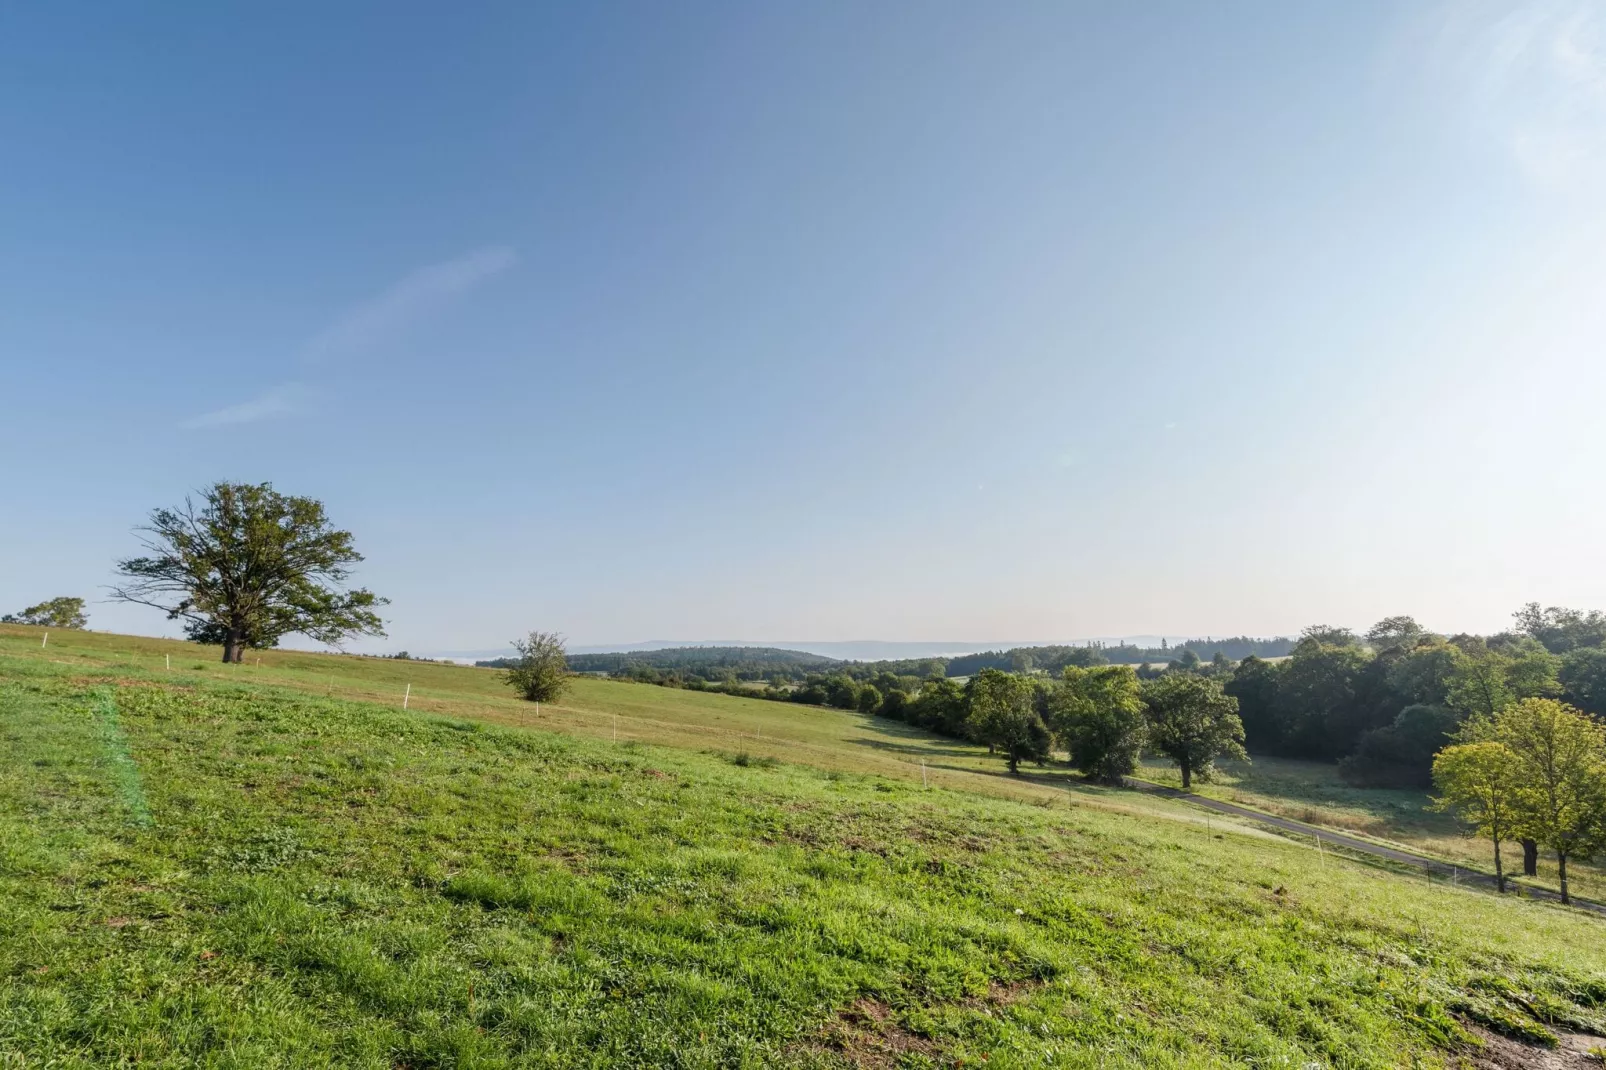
top-left (224, 626), bottom-right (243, 664)
top-left (1180, 760), bottom-right (1192, 790)
top-left (1008, 752), bottom-right (1019, 775)
top-left (1522, 838), bottom-right (1539, 876)
top-left (1493, 836), bottom-right (1505, 894)
top-left (1558, 852), bottom-right (1569, 905)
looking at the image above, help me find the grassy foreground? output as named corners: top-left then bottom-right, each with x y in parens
top-left (3, 629), bottom-right (1606, 1067)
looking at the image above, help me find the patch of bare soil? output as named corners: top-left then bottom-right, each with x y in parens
top-left (808, 998), bottom-right (939, 1069)
top-left (802, 981), bottom-right (1043, 1068)
top-left (1462, 1023), bottom-right (1606, 1069)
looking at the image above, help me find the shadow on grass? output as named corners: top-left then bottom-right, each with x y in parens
top-left (844, 737), bottom-right (984, 760)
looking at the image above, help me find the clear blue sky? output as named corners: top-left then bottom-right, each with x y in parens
top-left (5, 2), bottom-right (1605, 655)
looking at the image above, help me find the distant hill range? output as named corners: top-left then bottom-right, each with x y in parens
top-left (474, 636), bottom-right (1296, 682)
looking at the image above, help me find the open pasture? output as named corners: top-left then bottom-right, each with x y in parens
top-left (3, 625), bottom-right (1606, 1067)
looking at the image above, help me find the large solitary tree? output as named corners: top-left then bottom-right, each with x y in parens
top-left (505, 630), bottom-right (570, 703)
top-left (111, 482), bottom-right (387, 662)
top-left (1143, 673), bottom-right (1248, 789)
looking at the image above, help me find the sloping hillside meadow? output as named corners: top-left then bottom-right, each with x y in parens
top-left (3, 625), bottom-right (1605, 1068)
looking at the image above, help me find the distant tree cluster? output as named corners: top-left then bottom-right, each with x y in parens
top-left (1225, 607), bottom-right (1606, 790)
top-left (946, 636), bottom-right (1294, 676)
top-left (725, 660), bottom-right (1246, 788)
top-left (2, 596), bottom-right (88, 629)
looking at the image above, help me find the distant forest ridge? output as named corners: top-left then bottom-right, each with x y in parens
top-left (476, 637), bottom-right (1296, 681)
top-left (947, 636), bottom-right (1295, 675)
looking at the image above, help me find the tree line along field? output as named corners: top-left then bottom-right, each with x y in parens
top-left (4, 624), bottom-right (1606, 1068)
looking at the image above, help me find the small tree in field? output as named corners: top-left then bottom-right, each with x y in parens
top-left (2, 597), bottom-right (88, 629)
top-left (1049, 665), bottom-right (1146, 783)
top-left (1489, 698), bottom-right (1606, 905)
top-left (506, 631), bottom-right (570, 703)
top-left (111, 483), bottom-right (386, 662)
top-left (1432, 740), bottom-right (1522, 893)
top-left (966, 668), bottom-right (1051, 775)
top-left (1143, 673), bottom-right (1248, 789)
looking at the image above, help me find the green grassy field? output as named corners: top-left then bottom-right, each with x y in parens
top-left (3, 625), bottom-right (1606, 1067)
top-left (1135, 755), bottom-right (1606, 904)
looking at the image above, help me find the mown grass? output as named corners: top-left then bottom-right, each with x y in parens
top-left (1137, 754), bottom-right (1606, 904)
top-left (3, 627), bottom-right (1606, 1067)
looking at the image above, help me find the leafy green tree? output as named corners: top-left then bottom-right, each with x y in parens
top-left (1048, 665), bottom-right (1146, 783)
top-left (1142, 674), bottom-right (1248, 789)
top-left (1513, 603), bottom-right (1606, 655)
top-left (966, 669), bottom-right (1051, 774)
top-left (1488, 699), bottom-right (1606, 904)
top-left (856, 684), bottom-right (882, 714)
top-left (2, 596), bottom-right (88, 629)
top-left (909, 676), bottom-right (967, 736)
top-left (1506, 642), bottom-right (1561, 699)
top-left (1225, 655), bottom-right (1284, 753)
top-left (823, 676), bottom-right (860, 710)
top-left (111, 482), bottom-right (386, 662)
top-left (1445, 643), bottom-right (1561, 876)
top-left (1365, 615), bottom-right (1427, 652)
top-left (1432, 741), bottom-right (1523, 893)
top-left (1560, 647), bottom-right (1606, 717)
top-left (1275, 638), bottom-right (1370, 758)
top-left (1301, 624), bottom-right (1359, 647)
top-left (1385, 641), bottom-right (1459, 707)
top-left (1446, 647), bottom-right (1516, 718)
top-left (877, 688), bottom-right (909, 720)
top-left (505, 630), bottom-right (570, 703)
top-left (1446, 643), bottom-right (1558, 717)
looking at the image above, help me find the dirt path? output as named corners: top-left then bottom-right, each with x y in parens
top-left (1127, 779), bottom-right (1606, 918)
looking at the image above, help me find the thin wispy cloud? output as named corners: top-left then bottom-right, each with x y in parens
top-left (303, 245), bottom-right (517, 362)
top-left (183, 382), bottom-right (312, 429)
top-left (182, 246), bottom-right (515, 430)
top-left (1420, 0), bottom-right (1606, 190)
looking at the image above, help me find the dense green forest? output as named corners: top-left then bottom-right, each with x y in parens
top-left (1226, 606), bottom-right (1606, 784)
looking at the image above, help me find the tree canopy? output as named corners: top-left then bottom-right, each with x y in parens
top-left (1049, 665), bottom-right (1146, 783)
top-left (111, 482), bottom-right (386, 662)
top-left (1466, 699), bottom-right (1606, 904)
top-left (965, 669), bottom-right (1050, 775)
top-left (505, 631), bottom-right (571, 703)
top-left (2, 596), bottom-right (88, 629)
top-left (1432, 741), bottom-right (1523, 892)
top-left (1142, 674), bottom-right (1248, 789)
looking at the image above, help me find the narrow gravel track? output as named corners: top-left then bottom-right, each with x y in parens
top-left (1127, 779), bottom-right (1606, 918)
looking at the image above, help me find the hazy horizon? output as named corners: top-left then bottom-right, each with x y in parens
top-left (5, 2), bottom-right (1605, 655)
